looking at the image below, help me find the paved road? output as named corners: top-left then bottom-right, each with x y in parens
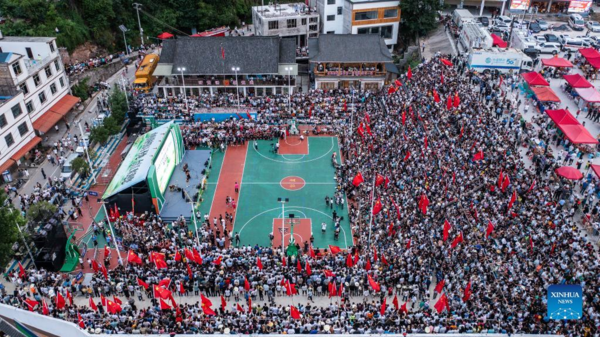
top-left (422, 25), bottom-right (457, 59)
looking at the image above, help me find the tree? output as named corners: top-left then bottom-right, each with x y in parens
top-left (71, 157), bottom-right (90, 178)
top-left (400, 0), bottom-right (441, 43)
top-left (26, 201), bottom-right (57, 224)
top-left (72, 77), bottom-right (90, 101)
top-left (109, 85), bottom-right (128, 125)
top-left (0, 191), bottom-right (24, 267)
top-left (89, 125), bottom-right (110, 145)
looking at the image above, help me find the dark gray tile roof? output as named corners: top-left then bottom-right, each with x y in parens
top-left (309, 34), bottom-right (393, 63)
top-left (160, 36), bottom-right (294, 75)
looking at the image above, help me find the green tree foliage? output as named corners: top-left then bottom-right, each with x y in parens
top-left (71, 157), bottom-right (90, 178)
top-left (72, 77), bottom-right (90, 101)
top-left (89, 125), bottom-right (110, 144)
top-left (26, 201), bottom-right (58, 223)
top-left (400, 0), bottom-right (441, 43)
top-left (89, 86), bottom-right (128, 144)
top-left (0, 191), bottom-right (25, 266)
top-left (0, 0), bottom-right (254, 52)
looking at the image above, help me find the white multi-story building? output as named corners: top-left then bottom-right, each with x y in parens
top-left (252, 3), bottom-right (320, 54)
top-left (0, 35), bottom-right (78, 178)
top-left (315, 0), bottom-right (345, 34)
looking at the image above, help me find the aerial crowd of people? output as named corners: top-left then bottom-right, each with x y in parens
top-left (1, 53), bottom-right (599, 336)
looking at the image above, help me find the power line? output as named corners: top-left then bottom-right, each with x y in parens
top-left (138, 8), bottom-right (191, 37)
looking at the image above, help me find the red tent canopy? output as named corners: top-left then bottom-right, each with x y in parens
top-left (546, 109), bottom-right (598, 144)
top-left (579, 47), bottom-right (600, 59)
top-left (562, 74), bottom-right (593, 88)
top-left (540, 57), bottom-right (573, 68)
top-left (490, 34), bottom-right (507, 48)
top-left (591, 164), bottom-right (600, 178)
top-left (521, 72), bottom-right (550, 86)
top-left (575, 87), bottom-right (600, 102)
top-left (587, 58), bottom-right (600, 69)
top-left (531, 86), bottom-right (560, 102)
top-left (158, 32), bottom-right (174, 39)
top-left (555, 166), bottom-right (583, 180)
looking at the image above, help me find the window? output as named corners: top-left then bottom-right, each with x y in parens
top-left (45, 66), bottom-right (52, 78)
top-left (327, 31), bottom-right (335, 34)
top-left (33, 74), bottom-right (41, 87)
top-left (50, 83), bottom-right (57, 95)
top-left (19, 83), bottom-right (28, 95)
top-left (54, 60), bottom-right (60, 71)
top-left (309, 24), bottom-right (318, 31)
top-left (39, 91), bottom-right (46, 104)
top-left (5, 133), bottom-right (14, 147)
top-left (354, 10), bottom-right (378, 21)
top-left (26, 47), bottom-right (33, 59)
top-left (268, 20), bottom-right (279, 30)
top-left (380, 25), bottom-right (393, 39)
top-left (59, 77), bottom-right (65, 87)
top-left (327, 15), bottom-right (335, 21)
top-left (11, 104), bottom-right (22, 119)
top-left (17, 122), bottom-right (28, 136)
top-left (357, 28), bottom-right (369, 34)
top-left (302, 18), bottom-right (307, 25)
top-left (26, 101), bottom-right (34, 114)
top-left (12, 63), bottom-right (22, 76)
top-left (49, 41), bottom-right (55, 53)
top-left (287, 19), bottom-right (297, 28)
top-left (370, 26), bottom-right (380, 34)
top-left (327, 0), bottom-right (335, 4)
top-left (310, 17), bottom-right (318, 23)
top-left (384, 9), bottom-right (398, 18)
top-left (0, 114), bottom-right (6, 128)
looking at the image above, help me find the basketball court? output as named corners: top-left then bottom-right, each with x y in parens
top-left (203, 136), bottom-right (352, 249)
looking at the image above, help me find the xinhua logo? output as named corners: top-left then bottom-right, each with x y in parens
top-left (547, 285), bottom-right (583, 320)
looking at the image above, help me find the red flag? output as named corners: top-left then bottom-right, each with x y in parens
top-left (160, 298), bottom-right (171, 310)
top-left (155, 259), bottom-right (168, 270)
top-left (527, 180), bottom-right (536, 193)
top-left (18, 262), bottom-right (26, 278)
top-left (309, 245), bottom-right (316, 259)
top-left (244, 277), bottom-right (250, 291)
top-left (368, 275), bottom-right (380, 292)
top-left (77, 312), bottom-right (85, 328)
top-left (446, 95), bottom-right (452, 110)
top-left (187, 263), bottom-right (193, 279)
top-left (433, 90), bottom-right (440, 103)
top-left (24, 298), bottom-right (38, 311)
top-left (381, 254), bottom-right (388, 265)
top-left (357, 124), bottom-right (365, 137)
top-left (184, 248), bottom-right (194, 261)
top-left (373, 248), bottom-right (378, 262)
top-left (372, 198), bottom-right (383, 215)
top-left (508, 190), bottom-right (517, 210)
top-left (137, 278), bottom-right (149, 289)
top-left (89, 297), bottom-right (98, 311)
top-left (66, 290), bottom-right (73, 306)
top-left (402, 110), bottom-right (406, 125)
top-left (501, 175), bottom-right (510, 193)
top-left (407, 66), bottom-right (413, 80)
top-left (530, 237), bottom-right (535, 251)
top-left (296, 259), bottom-right (302, 273)
top-left (352, 172), bottom-right (364, 187)
top-left (486, 221), bottom-right (495, 239)
top-left (403, 151), bottom-right (410, 161)
top-left (305, 261), bottom-right (311, 276)
top-left (257, 257), bottom-right (263, 270)
top-left (220, 295), bottom-right (226, 311)
top-left (323, 269), bottom-right (335, 278)
top-left (127, 250), bottom-right (142, 265)
top-left (291, 305), bottom-right (301, 319)
top-left (434, 293), bottom-right (449, 313)
top-left (246, 112), bottom-right (252, 120)
top-left (390, 198), bottom-right (401, 220)
top-left (113, 296), bottom-right (122, 305)
top-left (42, 299), bottom-right (49, 315)
top-left (153, 285), bottom-right (171, 299)
top-left (100, 294), bottom-right (107, 307)
top-left (435, 279), bottom-right (445, 293)
top-left (400, 302), bottom-right (408, 314)
top-left (387, 85), bottom-right (396, 95)
top-left (354, 251), bottom-right (359, 265)
top-left (380, 298), bottom-right (386, 316)
top-left (337, 282), bottom-right (343, 297)
top-left (193, 248), bottom-right (203, 265)
top-left (201, 294), bottom-right (213, 307)
top-left (92, 260), bottom-right (99, 273)
top-left (472, 150), bottom-right (484, 161)
top-left (365, 259), bottom-right (371, 271)
top-left (406, 239), bottom-right (411, 250)
top-left (394, 79), bottom-right (402, 87)
top-left (440, 58), bottom-right (453, 66)
top-left (451, 232), bottom-right (464, 248)
top-left (202, 302), bottom-right (216, 316)
top-left (329, 245), bottom-right (342, 255)
top-left (443, 220), bottom-right (451, 241)
top-left (247, 298), bottom-right (252, 313)
top-left (106, 300), bottom-right (122, 314)
top-left (158, 278), bottom-right (171, 289)
top-left (418, 194), bottom-right (429, 214)
top-left (424, 136), bottom-right (428, 150)
top-left (497, 170), bottom-right (504, 188)
top-left (463, 282), bottom-right (472, 302)
top-left (441, 72), bottom-right (445, 84)
top-left (375, 174), bottom-right (385, 186)
top-left (236, 303), bottom-right (244, 313)
top-left (100, 264), bottom-right (108, 280)
top-left (179, 282), bottom-right (185, 294)
top-left (174, 250), bottom-right (182, 262)
top-left (282, 256), bottom-right (287, 266)
top-left (212, 256), bottom-right (223, 266)
top-left (329, 281), bottom-right (337, 298)
top-left (453, 92), bottom-right (460, 107)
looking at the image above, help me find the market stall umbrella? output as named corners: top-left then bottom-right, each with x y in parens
top-left (157, 32), bottom-right (174, 39)
top-left (530, 86), bottom-right (560, 102)
top-left (490, 34), bottom-right (507, 48)
top-left (587, 57), bottom-right (600, 69)
top-left (545, 109), bottom-right (599, 144)
top-left (555, 166), bottom-right (583, 180)
top-left (540, 57), bottom-right (573, 68)
top-left (579, 47), bottom-right (600, 59)
top-left (575, 87), bottom-right (600, 102)
top-left (562, 74), bottom-right (593, 88)
top-left (591, 164), bottom-right (600, 178)
top-left (521, 72), bottom-right (550, 86)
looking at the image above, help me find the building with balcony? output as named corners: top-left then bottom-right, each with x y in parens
top-left (309, 34), bottom-right (397, 90)
top-left (252, 3), bottom-right (319, 55)
top-left (0, 36), bottom-right (79, 178)
top-left (155, 36), bottom-right (298, 98)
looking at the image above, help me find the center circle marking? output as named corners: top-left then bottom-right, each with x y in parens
top-left (280, 176), bottom-right (306, 191)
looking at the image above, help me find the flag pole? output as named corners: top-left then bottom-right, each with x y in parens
top-left (367, 174), bottom-right (376, 247)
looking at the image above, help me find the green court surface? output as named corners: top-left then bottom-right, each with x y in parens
top-left (197, 149), bottom-right (225, 217)
top-left (234, 137), bottom-right (351, 248)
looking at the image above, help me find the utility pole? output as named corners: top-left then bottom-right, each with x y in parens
top-left (133, 3), bottom-right (144, 45)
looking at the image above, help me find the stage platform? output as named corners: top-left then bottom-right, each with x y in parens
top-left (159, 150), bottom-right (211, 222)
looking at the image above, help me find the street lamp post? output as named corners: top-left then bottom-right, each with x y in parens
top-left (284, 66), bottom-right (293, 113)
top-left (7, 207), bottom-right (36, 268)
top-left (77, 122), bottom-right (96, 184)
top-left (182, 189), bottom-right (201, 247)
top-left (133, 3), bottom-right (144, 45)
top-left (277, 198), bottom-right (289, 252)
top-left (118, 25), bottom-right (129, 55)
top-left (177, 67), bottom-right (189, 112)
top-left (120, 75), bottom-right (130, 110)
top-left (232, 67), bottom-right (241, 109)
top-left (100, 201), bottom-right (123, 266)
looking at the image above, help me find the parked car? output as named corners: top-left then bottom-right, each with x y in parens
top-left (568, 14), bottom-right (585, 31)
top-left (557, 34), bottom-right (570, 44)
top-left (493, 22), bottom-right (511, 33)
top-left (477, 16), bottom-right (490, 27)
top-left (533, 35), bottom-right (546, 44)
top-left (535, 19), bottom-right (549, 30)
top-left (586, 20), bottom-right (600, 32)
top-left (537, 42), bottom-right (562, 55)
top-left (552, 24), bottom-right (571, 31)
top-left (561, 38), bottom-right (589, 52)
top-left (496, 15), bottom-right (512, 25)
top-left (529, 22), bottom-right (542, 33)
top-left (523, 47), bottom-right (541, 59)
top-left (489, 27), bottom-right (507, 35)
top-left (544, 33), bottom-right (560, 43)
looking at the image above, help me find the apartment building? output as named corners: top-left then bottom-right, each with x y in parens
top-left (315, 0), bottom-right (345, 34)
top-left (0, 35), bottom-right (79, 177)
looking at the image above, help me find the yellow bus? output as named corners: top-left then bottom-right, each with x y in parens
top-left (133, 54), bottom-right (159, 93)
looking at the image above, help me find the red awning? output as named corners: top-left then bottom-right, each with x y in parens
top-left (575, 87), bottom-right (600, 102)
top-left (541, 57), bottom-right (573, 68)
top-left (546, 109), bottom-right (598, 144)
top-left (579, 47), bottom-right (600, 59)
top-left (158, 32), bottom-right (174, 39)
top-left (531, 86), bottom-right (560, 102)
top-left (591, 164), bottom-right (600, 178)
top-left (490, 34), bottom-right (507, 48)
top-left (49, 94), bottom-right (80, 116)
top-left (521, 72), bottom-right (550, 86)
top-left (0, 159), bottom-right (15, 173)
top-left (10, 136), bottom-right (42, 161)
top-left (563, 74), bottom-right (593, 88)
top-left (587, 57), bottom-right (600, 69)
top-left (33, 111), bottom-right (63, 133)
